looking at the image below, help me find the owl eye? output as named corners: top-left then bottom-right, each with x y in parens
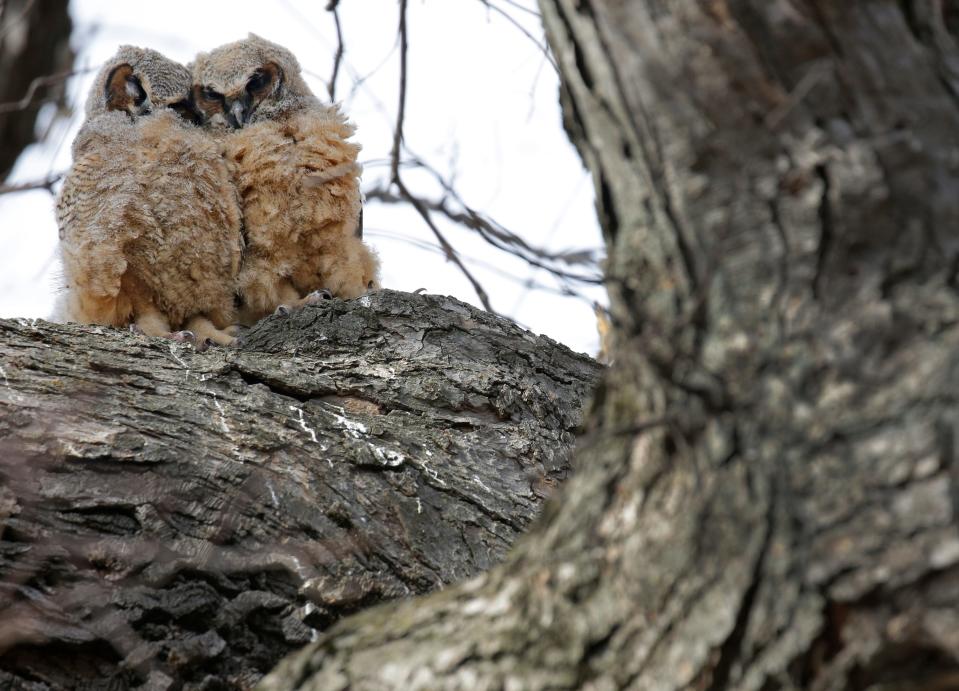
top-left (169, 99), bottom-right (203, 126)
top-left (202, 87), bottom-right (224, 102)
top-left (127, 77), bottom-right (147, 107)
top-left (105, 63), bottom-right (148, 115)
top-left (246, 70), bottom-right (271, 94)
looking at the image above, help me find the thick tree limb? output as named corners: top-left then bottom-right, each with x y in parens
top-left (259, 2), bottom-right (959, 690)
top-left (0, 290), bottom-right (599, 689)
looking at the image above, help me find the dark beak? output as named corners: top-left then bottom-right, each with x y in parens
top-left (225, 98), bottom-right (247, 128)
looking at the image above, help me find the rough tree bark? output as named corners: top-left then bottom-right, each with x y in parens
top-left (258, 1), bottom-right (959, 690)
top-left (0, 0), bottom-right (73, 180)
top-left (0, 290), bottom-right (599, 689)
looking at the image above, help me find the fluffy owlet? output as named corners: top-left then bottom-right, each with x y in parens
top-left (55, 46), bottom-right (243, 345)
top-left (191, 34), bottom-right (380, 324)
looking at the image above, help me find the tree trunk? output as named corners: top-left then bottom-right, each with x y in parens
top-left (0, 0), bottom-right (73, 180)
top-left (259, 2), bottom-right (959, 690)
top-left (0, 290), bottom-right (599, 689)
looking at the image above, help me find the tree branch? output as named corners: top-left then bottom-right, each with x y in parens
top-left (386, 0), bottom-right (495, 313)
top-left (0, 172), bottom-right (61, 195)
top-left (365, 186), bottom-right (602, 284)
top-left (326, 5), bottom-right (344, 102)
top-left (0, 290), bottom-right (601, 688)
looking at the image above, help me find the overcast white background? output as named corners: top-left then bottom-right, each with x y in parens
top-left (0, 0), bottom-right (606, 356)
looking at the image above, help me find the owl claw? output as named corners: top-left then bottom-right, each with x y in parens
top-left (274, 304), bottom-right (291, 316)
top-left (167, 330), bottom-right (196, 345)
top-left (194, 337), bottom-right (216, 352)
top-left (303, 289), bottom-right (333, 305)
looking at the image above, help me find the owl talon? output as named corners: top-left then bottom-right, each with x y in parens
top-left (274, 305), bottom-right (291, 316)
top-left (303, 289), bottom-right (333, 305)
top-left (167, 330), bottom-right (196, 345)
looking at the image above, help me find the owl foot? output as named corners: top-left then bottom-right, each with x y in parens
top-left (273, 289), bottom-right (333, 317)
top-left (166, 330), bottom-right (196, 345)
top-left (128, 324), bottom-right (146, 335)
top-left (302, 289), bottom-right (334, 305)
top-left (195, 331), bottom-right (234, 348)
top-left (184, 316), bottom-right (237, 348)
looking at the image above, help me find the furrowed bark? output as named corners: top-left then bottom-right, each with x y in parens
top-left (260, 2), bottom-right (959, 690)
top-left (0, 290), bottom-right (599, 689)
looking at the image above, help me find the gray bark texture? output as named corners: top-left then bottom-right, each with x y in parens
top-left (0, 290), bottom-right (600, 689)
top-left (0, 0), bottom-right (73, 180)
top-left (258, 1), bottom-right (959, 690)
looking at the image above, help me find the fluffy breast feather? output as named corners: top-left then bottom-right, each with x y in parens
top-left (57, 109), bottom-right (242, 327)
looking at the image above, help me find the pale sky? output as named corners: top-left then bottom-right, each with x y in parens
top-left (0, 0), bottom-right (607, 356)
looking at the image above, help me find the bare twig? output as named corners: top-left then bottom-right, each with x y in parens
top-left (764, 61), bottom-right (829, 130)
top-left (478, 0), bottom-right (557, 72)
top-left (394, 177), bottom-right (494, 312)
top-left (365, 187), bottom-right (602, 284)
top-left (497, 0), bottom-right (540, 18)
top-left (367, 228), bottom-right (594, 301)
top-left (0, 0), bottom-right (35, 42)
top-left (327, 6), bottom-right (345, 102)
top-left (0, 173), bottom-right (61, 196)
top-left (387, 0), bottom-right (494, 312)
top-left (389, 0), bottom-right (409, 184)
top-left (0, 69), bottom-right (89, 115)
top-left (296, 0), bottom-right (595, 316)
top-left (410, 155), bottom-right (600, 268)
top-left (363, 153), bottom-right (601, 281)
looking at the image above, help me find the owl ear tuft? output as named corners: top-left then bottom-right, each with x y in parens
top-left (105, 64), bottom-right (147, 113)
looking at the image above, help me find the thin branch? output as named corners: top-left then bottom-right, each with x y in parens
top-left (497, 0), bottom-right (540, 18)
top-left (0, 69), bottom-right (89, 115)
top-left (389, 0), bottom-right (409, 184)
top-left (478, 0), bottom-right (557, 73)
top-left (0, 173), bottom-right (61, 196)
top-left (764, 61), bottom-right (829, 130)
top-left (327, 6), bottom-right (345, 102)
top-left (0, 0), bottom-right (35, 42)
top-left (367, 228), bottom-right (596, 302)
top-left (307, 0), bottom-right (591, 315)
top-left (410, 155), bottom-right (599, 268)
top-left (400, 154), bottom-right (602, 270)
top-left (394, 176), bottom-right (494, 312)
top-left (366, 187), bottom-right (602, 284)
top-left (387, 0), bottom-right (493, 312)
top-left (365, 152), bottom-right (603, 277)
